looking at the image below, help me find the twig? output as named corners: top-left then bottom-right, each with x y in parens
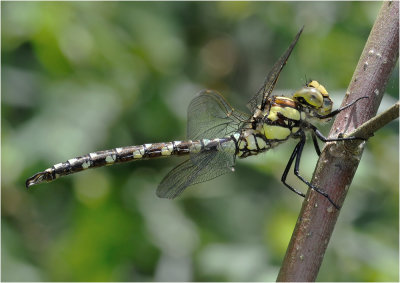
top-left (277, 1), bottom-right (399, 282)
top-left (345, 101), bottom-right (399, 139)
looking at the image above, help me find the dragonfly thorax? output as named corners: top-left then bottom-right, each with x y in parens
top-left (237, 96), bottom-right (302, 158)
top-left (238, 81), bottom-right (333, 158)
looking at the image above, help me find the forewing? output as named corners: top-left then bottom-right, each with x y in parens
top-left (156, 147), bottom-right (235, 199)
top-left (247, 27), bottom-right (304, 112)
top-left (187, 90), bottom-right (250, 140)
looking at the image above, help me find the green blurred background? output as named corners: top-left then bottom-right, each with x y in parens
top-left (2, 2), bottom-right (398, 281)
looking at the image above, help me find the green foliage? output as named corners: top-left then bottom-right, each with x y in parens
top-left (2, 2), bottom-right (398, 281)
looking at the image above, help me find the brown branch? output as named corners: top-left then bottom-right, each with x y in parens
top-left (277, 1), bottom-right (399, 282)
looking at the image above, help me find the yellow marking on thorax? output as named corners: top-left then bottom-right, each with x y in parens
top-left (246, 135), bottom-right (257, 150)
top-left (267, 106), bottom-right (300, 121)
top-left (267, 106), bottom-right (279, 121)
top-left (256, 124), bottom-right (265, 136)
top-left (238, 139), bottom-right (246, 150)
top-left (256, 137), bottom-right (267, 149)
top-left (263, 124), bottom-right (291, 140)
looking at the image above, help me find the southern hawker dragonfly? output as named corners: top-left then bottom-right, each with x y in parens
top-left (26, 27), bottom-right (365, 208)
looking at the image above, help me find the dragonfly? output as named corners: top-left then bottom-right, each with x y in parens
top-left (26, 27), bottom-right (365, 208)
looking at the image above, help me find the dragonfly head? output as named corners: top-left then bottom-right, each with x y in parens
top-left (293, 80), bottom-right (332, 116)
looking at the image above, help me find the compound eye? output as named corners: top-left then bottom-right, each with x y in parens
top-left (323, 97), bottom-right (332, 108)
top-left (293, 87), bottom-right (323, 108)
top-left (319, 97), bottom-right (333, 115)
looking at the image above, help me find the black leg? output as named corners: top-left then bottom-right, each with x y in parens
top-left (316, 96), bottom-right (368, 119)
top-left (293, 133), bottom-right (340, 209)
top-left (281, 141), bottom-right (306, 198)
top-left (311, 131), bottom-right (321, 156)
top-left (312, 127), bottom-right (365, 143)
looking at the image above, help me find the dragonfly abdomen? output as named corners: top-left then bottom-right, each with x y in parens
top-left (25, 138), bottom-right (233, 188)
top-left (52, 142), bottom-right (196, 176)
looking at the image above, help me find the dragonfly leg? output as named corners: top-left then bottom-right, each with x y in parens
top-left (311, 131), bottom-right (321, 156)
top-left (316, 96), bottom-right (368, 119)
top-left (293, 133), bottom-right (340, 209)
top-left (281, 141), bottom-right (306, 198)
top-left (312, 126), bottom-right (365, 143)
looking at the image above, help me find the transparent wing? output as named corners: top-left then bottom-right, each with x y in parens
top-left (156, 147), bottom-right (235, 199)
top-left (247, 27), bottom-right (304, 112)
top-left (157, 90), bottom-right (248, 199)
top-left (187, 90), bottom-right (251, 140)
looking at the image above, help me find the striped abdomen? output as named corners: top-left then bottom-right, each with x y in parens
top-left (25, 138), bottom-right (234, 187)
